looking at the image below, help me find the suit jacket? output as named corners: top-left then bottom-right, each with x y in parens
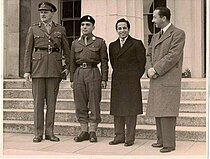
top-left (145, 24), bottom-right (185, 117)
top-left (109, 36), bottom-right (146, 116)
top-left (24, 21), bottom-right (70, 78)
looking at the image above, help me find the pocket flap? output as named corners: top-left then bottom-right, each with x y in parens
top-left (89, 47), bottom-right (99, 51)
top-left (75, 48), bottom-right (83, 52)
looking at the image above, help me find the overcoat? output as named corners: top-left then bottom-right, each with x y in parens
top-left (145, 24), bottom-right (185, 117)
top-left (24, 22), bottom-right (70, 78)
top-left (109, 36), bottom-right (146, 116)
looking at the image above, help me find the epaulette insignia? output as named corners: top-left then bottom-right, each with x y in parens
top-left (92, 36), bottom-right (96, 41)
top-left (32, 23), bottom-right (39, 26)
top-left (78, 37), bottom-right (82, 41)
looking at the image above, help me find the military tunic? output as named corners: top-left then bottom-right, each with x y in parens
top-left (24, 21), bottom-right (70, 137)
top-left (70, 35), bottom-right (108, 126)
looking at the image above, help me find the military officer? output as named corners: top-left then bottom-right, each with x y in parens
top-left (70, 15), bottom-right (108, 142)
top-left (24, 2), bottom-right (70, 143)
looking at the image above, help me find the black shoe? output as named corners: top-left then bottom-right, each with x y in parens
top-left (160, 147), bottom-right (175, 153)
top-left (89, 132), bottom-right (97, 142)
top-left (45, 135), bottom-right (60, 142)
top-left (152, 143), bottom-right (163, 148)
top-left (74, 131), bottom-right (89, 142)
top-left (109, 140), bottom-right (125, 145)
top-left (33, 136), bottom-right (43, 143)
top-left (124, 141), bottom-right (134, 147)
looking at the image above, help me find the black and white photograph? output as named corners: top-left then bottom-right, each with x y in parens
top-left (1, 0), bottom-right (209, 158)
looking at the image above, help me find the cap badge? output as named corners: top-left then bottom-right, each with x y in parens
top-left (40, 3), bottom-right (45, 8)
top-left (88, 16), bottom-right (90, 20)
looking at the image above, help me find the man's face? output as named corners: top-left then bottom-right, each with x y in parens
top-left (81, 21), bottom-right (95, 36)
top-left (40, 10), bottom-right (54, 23)
top-left (116, 22), bottom-right (130, 39)
top-left (152, 10), bottom-right (164, 28)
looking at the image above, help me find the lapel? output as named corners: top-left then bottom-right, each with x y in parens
top-left (117, 36), bottom-right (134, 58)
top-left (154, 24), bottom-right (175, 47)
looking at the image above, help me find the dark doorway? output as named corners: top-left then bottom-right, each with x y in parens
top-left (19, 0), bottom-right (31, 77)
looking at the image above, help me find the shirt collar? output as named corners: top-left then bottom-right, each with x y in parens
top-left (162, 23), bottom-right (171, 33)
top-left (43, 21), bottom-right (53, 27)
top-left (120, 36), bottom-right (128, 42)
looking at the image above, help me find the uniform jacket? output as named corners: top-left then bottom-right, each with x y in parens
top-left (109, 36), bottom-right (146, 116)
top-left (70, 34), bottom-right (108, 82)
top-left (24, 21), bottom-right (70, 78)
top-left (145, 24), bottom-right (185, 117)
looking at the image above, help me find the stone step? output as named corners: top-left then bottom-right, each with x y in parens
top-left (3, 88), bottom-right (206, 101)
top-left (3, 109), bottom-right (206, 127)
top-left (3, 120), bottom-right (206, 142)
top-left (3, 78), bottom-right (206, 90)
top-left (3, 98), bottom-right (206, 113)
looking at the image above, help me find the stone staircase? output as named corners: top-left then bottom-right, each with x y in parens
top-left (3, 78), bottom-right (206, 141)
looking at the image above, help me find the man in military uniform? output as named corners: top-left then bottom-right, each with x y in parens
top-left (24, 2), bottom-right (70, 143)
top-left (70, 15), bottom-right (108, 142)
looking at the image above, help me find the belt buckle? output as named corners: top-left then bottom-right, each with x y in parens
top-left (82, 63), bottom-right (87, 68)
top-left (48, 45), bottom-right (52, 53)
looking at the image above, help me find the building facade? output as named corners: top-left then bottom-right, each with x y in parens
top-left (3, 0), bottom-right (206, 78)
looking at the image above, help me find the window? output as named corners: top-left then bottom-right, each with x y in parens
top-left (60, 0), bottom-right (81, 46)
top-left (143, 0), bottom-right (166, 47)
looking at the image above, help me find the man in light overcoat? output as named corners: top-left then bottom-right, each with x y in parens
top-left (145, 7), bottom-right (185, 153)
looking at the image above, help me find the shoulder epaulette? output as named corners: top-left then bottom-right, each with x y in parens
top-left (56, 23), bottom-right (62, 26)
top-left (32, 22), bottom-right (42, 27)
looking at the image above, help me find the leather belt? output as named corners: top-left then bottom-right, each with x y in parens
top-left (35, 48), bottom-right (60, 52)
top-left (79, 63), bottom-right (97, 69)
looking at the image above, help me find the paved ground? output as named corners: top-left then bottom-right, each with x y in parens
top-left (2, 133), bottom-right (208, 159)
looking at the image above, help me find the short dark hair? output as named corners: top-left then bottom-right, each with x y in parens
top-left (155, 7), bottom-right (171, 21)
top-left (115, 18), bottom-right (130, 30)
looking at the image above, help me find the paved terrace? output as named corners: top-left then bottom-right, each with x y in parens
top-left (2, 133), bottom-right (207, 159)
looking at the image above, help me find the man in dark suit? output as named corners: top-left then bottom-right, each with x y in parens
top-left (145, 7), bottom-right (185, 153)
top-left (24, 2), bottom-right (70, 143)
top-left (109, 18), bottom-right (146, 146)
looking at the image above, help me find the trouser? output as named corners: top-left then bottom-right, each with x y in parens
top-left (155, 117), bottom-right (177, 148)
top-left (113, 115), bottom-right (137, 142)
top-left (32, 78), bottom-right (60, 137)
top-left (73, 67), bottom-right (102, 132)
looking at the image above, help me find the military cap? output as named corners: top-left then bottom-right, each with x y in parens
top-left (79, 15), bottom-right (95, 26)
top-left (38, 2), bottom-right (57, 12)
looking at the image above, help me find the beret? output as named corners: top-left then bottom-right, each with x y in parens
top-left (79, 15), bottom-right (95, 25)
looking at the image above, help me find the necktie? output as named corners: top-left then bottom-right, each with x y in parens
top-left (159, 30), bottom-right (164, 39)
top-left (45, 24), bottom-right (51, 34)
top-left (84, 36), bottom-right (88, 45)
top-left (121, 39), bottom-right (125, 47)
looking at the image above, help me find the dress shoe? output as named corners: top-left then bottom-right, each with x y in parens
top-left (74, 131), bottom-right (89, 142)
top-left (45, 135), bottom-right (60, 142)
top-left (89, 131), bottom-right (97, 142)
top-left (160, 147), bottom-right (175, 153)
top-left (33, 136), bottom-right (43, 143)
top-left (124, 141), bottom-right (134, 147)
top-left (152, 143), bottom-right (163, 148)
top-left (109, 140), bottom-right (125, 145)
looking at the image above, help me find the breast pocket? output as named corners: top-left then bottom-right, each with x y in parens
top-left (52, 34), bottom-right (62, 46)
top-left (74, 48), bottom-right (83, 59)
top-left (89, 47), bottom-right (100, 59)
top-left (34, 35), bottom-right (45, 45)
